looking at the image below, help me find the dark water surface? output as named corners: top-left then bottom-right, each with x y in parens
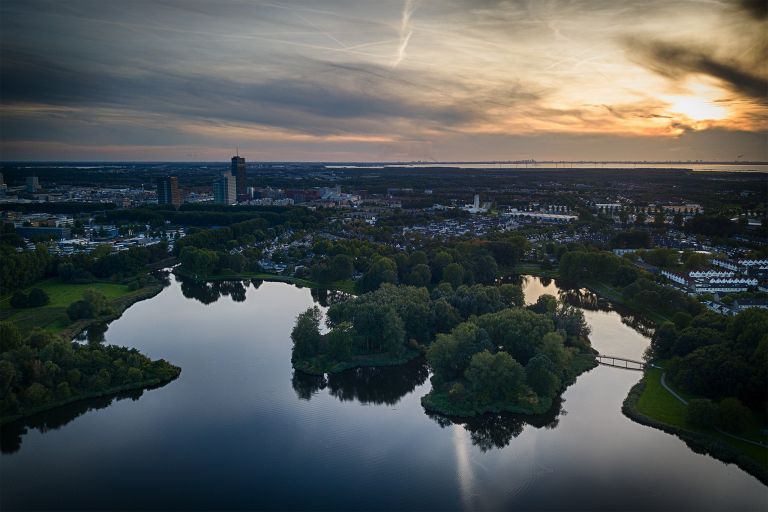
top-left (1, 276), bottom-right (765, 510)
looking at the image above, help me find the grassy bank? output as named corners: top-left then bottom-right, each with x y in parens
top-left (0, 279), bottom-right (164, 338)
top-left (173, 268), bottom-right (357, 294)
top-left (624, 367), bottom-right (768, 484)
top-left (422, 353), bottom-right (598, 417)
top-left (294, 349), bottom-right (421, 376)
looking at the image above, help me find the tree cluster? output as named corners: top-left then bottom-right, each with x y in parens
top-left (648, 308), bottom-right (768, 424)
top-left (0, 322), bottom-right (179, 421)
top-left (425, 294), bottom-right (592, 415)
top-left (10, 288), bottom-right (50, 309)
top-left (291, 282), bottom-right (525, 369)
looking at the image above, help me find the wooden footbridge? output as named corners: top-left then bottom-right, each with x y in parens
top-left (595, 354), bottom-right (645, 371)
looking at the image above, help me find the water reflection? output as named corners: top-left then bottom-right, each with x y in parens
top-left (176, 276), bottom-right (353, 307)
top-left (310, 287), bottom-right (355, 307)
top-left (1, 387), bottom-right (150, 454)
top-left (178, 277), bottom-right (248, 304)
top-left (503, 274), bottom-right (656, 336)
top-left (427, 398), bottom-right (563, 452)
top-left (291, 358), bottom-right (429, 406)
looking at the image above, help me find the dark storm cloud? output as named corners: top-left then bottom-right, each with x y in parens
top-left (0, 50), bottom-right (480, 136)
top-left (736, 0), bottom-right (768, 20)
top-left (625, 39), bottom-right (768, 103)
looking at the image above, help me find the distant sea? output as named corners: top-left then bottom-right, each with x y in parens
top-left (328, 163), bottom-right (768, 172)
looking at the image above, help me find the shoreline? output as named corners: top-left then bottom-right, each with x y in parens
top-left (1, 280), bottom-right (174, 426)
top-left (622, 377), bottom-right (768, 485)
top-left (0, 366), bottom-right (181, 426)
top-left (421, 352), bottom-right (598, 418)
top-left (172, 268), bottom-right (357, 294)
top-left (58, 282), bottom-right (165, 341)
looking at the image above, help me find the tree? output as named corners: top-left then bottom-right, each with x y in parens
top-left (431, 251), bottom-right (453, 282)
top-left (499, 284), bottom-right (524, 308)
top-left (686, 398), bottom-right (718, 428)
top-left (27, 288), bottom-right (50, 307)
top-left (649, 321), bottom-right (677, 359)
top-left (179, 246), bottom-right (219, 278)
top-left (465, 351), bottom-right (526, 405)
top-left (526, 354), bottom-right (560, 399)
top-left (441, 263), bottom-right (464, 289)
top-left (672, 311), bottom-right (693, 330)
top-left (407, 264), bottom-right (432, 287)
top-left (672, 212), bottom-right (684, 229)
top-left (330, 254), bottom-right (354, 281)
top-left (291, 306), bottom-right (323, 360)
top-left (381, 309), bottom-right (406, 355)
top-left (360, 257), bottom-right (398, 291)
top-left (10, 291), bottom-right (28, 308)
top-left (530, 294), bottom-right (557, 315)
top-left (716, 397), bottom-right (751, 434)
top-left (426, 323), bottom-right (492, 381)
top-left (0, 322), bottom-right (23, 352)
top-left (432, 298), bottom-right (461, 333)
top-left (26, 329), bottom-right (57, 350)
top-left (477, 308), bottom-right (554, 364)
top-left (327, 322), bottom-right (355, 360)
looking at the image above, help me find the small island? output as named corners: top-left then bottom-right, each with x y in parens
top-left (291, 281), bottom-right (596, 417)
top-left (422, 293), bottom-right (596, 417)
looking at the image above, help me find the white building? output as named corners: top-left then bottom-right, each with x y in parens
top-left (662, 270), bottom-right (689, 287)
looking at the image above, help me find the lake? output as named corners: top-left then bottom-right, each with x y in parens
top-left (1, 276), bottom-right (765, 510)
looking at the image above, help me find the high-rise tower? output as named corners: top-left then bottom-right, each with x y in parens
top-left (232, 155), bottom-right (247, 202)
top-left (157, 176), bottom-right (181, 207)
top-left (214, 171), bottom-right (237, 205)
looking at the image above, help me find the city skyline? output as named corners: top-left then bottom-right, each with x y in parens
top-left (1, 0), bottom-right (766, 161)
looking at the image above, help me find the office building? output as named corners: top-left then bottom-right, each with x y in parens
top-left (157, 176), bottom-right (181, 207)
top-left (232, 155), bottom-right (247, 202)
top-left (26, 176), bottom-right (40, 193)
top-left (214, 171), bottom-right (237, 205)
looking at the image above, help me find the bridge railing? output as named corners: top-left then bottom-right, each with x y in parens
top-left (595, 354), bottom-right (645, 370)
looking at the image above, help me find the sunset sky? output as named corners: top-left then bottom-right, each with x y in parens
top-left (1, 0), bottom-right (766, 161)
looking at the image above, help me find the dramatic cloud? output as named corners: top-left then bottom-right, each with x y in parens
top-left (625, 39), bottom-right (768, 103)
top-left (0, 0), bottom-right (766, 161)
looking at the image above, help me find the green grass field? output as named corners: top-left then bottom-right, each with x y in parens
top-left (0, 279), bottom-right (130, 309)
top-left (636, 367), bottom-right (768, 467)
top-left (0, 279), bottom-right (137, 336)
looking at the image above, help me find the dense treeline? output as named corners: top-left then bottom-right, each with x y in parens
top-left (0, 240), bottom-right (170, 294)
top-left (0, 322), bottom-right (180, 423)
top-left (291, 282), bottom-right (525, 373)
top-left (0, 245), bottom-right (54, 292)
top-left (422, 293), bottom-right (594, 416)
top-left (106, 205), bottom-right (323, 229)
top-left (648, 309), bottom-right (768, 431)
top-left (559, 250), bottom-right (702, 319)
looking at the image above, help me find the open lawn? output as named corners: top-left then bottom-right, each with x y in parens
top-left (1, 279), bottom-right (130, 309)
top-left (0, 279), bottom-right (149, 337)
top-left (635, 367), bottom-right (768, 468)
